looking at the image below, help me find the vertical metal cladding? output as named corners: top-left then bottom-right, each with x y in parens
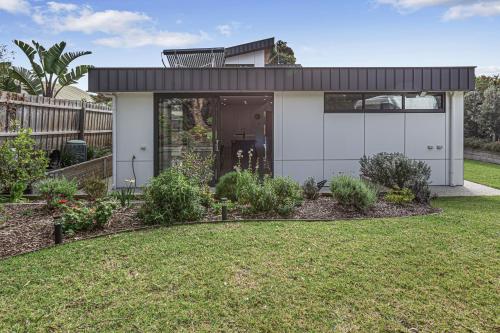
top-left (89, 67), bottom-right (476, 93)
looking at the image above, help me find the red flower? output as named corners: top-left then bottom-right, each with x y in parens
top-left (58, 199), bottom-right (68, 205)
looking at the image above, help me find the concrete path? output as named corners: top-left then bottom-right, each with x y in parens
top-left (431, 180), bottom-right (500, 197)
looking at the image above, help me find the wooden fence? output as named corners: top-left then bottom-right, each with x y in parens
top-left (0, 90), bottom-right (112, 152)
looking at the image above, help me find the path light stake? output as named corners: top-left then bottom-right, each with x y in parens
top-left (221, 198), bottom-right (228, 221)
top-left (54, 220), bottom-right (63, 245)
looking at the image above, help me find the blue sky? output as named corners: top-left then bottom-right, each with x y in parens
top-left (1, 0), bottom-right (499, 90)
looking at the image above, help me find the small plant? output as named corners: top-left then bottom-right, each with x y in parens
top-left (8, 181), bottom-right (27, 203)
top-left (93, 198), bottom-right (118, 227)
top-left (139, 169), bottom-right (205, 225)
top-left (270, 176), bottom-right (303, 214)
top-left (411, 180), bottom-right (432, 204)
top-left (330, 175), bottom-right (377, 212)
top-left (302, 177), bottom-right (320, 200)
top-left (0, 128), bottom-right (48, 194)
top-left (385, 188), bottom-right (415, 205)
top-left (37, 177), bottom-right (78, 209)
top-left (111, 179), bottom-right (135, 207)
top-left (82, 177), bottom-right (108, 200)
top-left (235, 170), bottom-right (259, 205)
top-left (215, 171), bottom-right (239, 201)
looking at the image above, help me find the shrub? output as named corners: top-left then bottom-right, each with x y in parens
top-left (464, 137), bottom-right (500, 153)
top-left (110, 179), bottom-right (135, 207)
top-left (237, 175), bottom-right (302, 216)
top-left (139, 169), bottom-right (205, 225)
top-left (37, 177), bottom-right (78, 209)
top-left (172, 150), bottom-right (214, 187)
top-left (61, 198), bottom-right (117, 234)
top-left (359, 153), bottom-right (431, 203)
top-left (385, 188), bottom-right (415, 205)
top-left (8, 181), bottom-right (27, 203)
top-left (0, 128), bottom-right (48, 194)
top-left (215, 171), bottom-right (239, 201)
top-left (82, 177), bottom-right (108, 200)
top-left (302, 177), bottom-right (320, 200)
top-left (330, 176), bottom-right (377, 212)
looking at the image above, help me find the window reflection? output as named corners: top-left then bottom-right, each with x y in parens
top-left (364, 94), bottom-right (402, 110)
top-left (158, 97), bottom-right (214, 171)
top-left (405, 93), bottom-right (442, 109)
top-left (325, 94), bottom-right (363, 112)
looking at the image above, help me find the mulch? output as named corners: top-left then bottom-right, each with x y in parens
top-left (0, 198), bottom-right (439, 259)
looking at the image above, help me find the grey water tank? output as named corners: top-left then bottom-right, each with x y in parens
top-left (65, 140), bottom-right (87, 164)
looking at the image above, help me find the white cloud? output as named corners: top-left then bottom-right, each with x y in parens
top-left (443, 1), bottom-right (500, 19)
top-left (375, 0), bottom-right (500, 19)
top-left (477, 66), bottom-right (500, 76)
top-left (0, 0), bottom-right (30, 14)
top-left (94, 29), bottom-right (208, 48)
top-left (216, 24), bottom-right (232, 36)
top-left (47, 1), bottom-right (78, 12)
top-left (24, 2), bottom-right (208, 48)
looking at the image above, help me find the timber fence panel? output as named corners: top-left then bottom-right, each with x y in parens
top-left (0, 91), bottom-right (112, 152)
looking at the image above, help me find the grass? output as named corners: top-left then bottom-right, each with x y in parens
top-left (1, 197), bottom-right (499, 332)
top-left (464, 159), bottom-right (500, 189)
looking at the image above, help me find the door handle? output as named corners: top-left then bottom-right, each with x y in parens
top-left (215, 139), bottom-right (219, 152)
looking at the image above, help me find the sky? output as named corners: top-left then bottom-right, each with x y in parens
top-left (1, 0), bottom-right (499, 90)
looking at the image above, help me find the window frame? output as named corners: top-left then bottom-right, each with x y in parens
top-left (324, 92), bottom-right (445, 114)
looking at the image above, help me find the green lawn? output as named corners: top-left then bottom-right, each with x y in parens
top-left (464, 159), bottom-right (500, 189)
top-left (1, 197), bottom-right (499, 332)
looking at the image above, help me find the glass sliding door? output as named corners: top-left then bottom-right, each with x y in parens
top-left (157, 95), bottom-right (217, 175)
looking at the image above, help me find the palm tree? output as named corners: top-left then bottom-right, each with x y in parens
top-left (9, 40), bottom-right (92, 98)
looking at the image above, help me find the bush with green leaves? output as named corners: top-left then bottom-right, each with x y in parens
top-left (0, 128), bottom-right (48, 194)
top-left (82, 177), bottom-right (108, 200)
top-left (36, 177), bottom-right (78, 209)
top-left (139, 169), bottom-right (205, 225)
top-left (464, 137), bottom-right (500, 153)
top-left (61, 198), bottom-right (117, 234)
top-left (359, 152), bottom-right (431, 203)
top-left (384, 188), bottom-right (415, 205)
top-left (302, 177), bottom-right (320, 200)
top-left (330, 176), bottom-right (377, 212)
top-left (235, 170), bottom-right (260, 205)
top-left (215, 171), bottom-right (239, 201)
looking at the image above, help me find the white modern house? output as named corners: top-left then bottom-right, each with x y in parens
top-left (88, 37), bottom-right (475, 188)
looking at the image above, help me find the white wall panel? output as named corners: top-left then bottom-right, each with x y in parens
top-left (225, 50), bottom-right (265, 67)
top-left (365, 113), bottom-right (405, 155)
top-left (420, 159), bottom-right (446, 185)
top-left (282, 92), bottom-right (324, 160)
top-left (273, 92), bottom-right (283, 160)
top-left (282, 160), bottom-right (323, 184)
top-left (115, 93), bottom-right (154, 188)
top-left (405, 113), bottom-right (446, 159)
top-left (324, 113), bottom-right (364, 159)
top-left (116, 161), bottom-right (154, 188)
top-left (323, 160), bottom-right (360, 180)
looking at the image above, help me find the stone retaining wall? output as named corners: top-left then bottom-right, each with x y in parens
top-left (464, 148), bottom-right (500, 164)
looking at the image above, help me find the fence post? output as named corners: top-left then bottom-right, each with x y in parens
top-left (78, 103), bottom-right (86, 140)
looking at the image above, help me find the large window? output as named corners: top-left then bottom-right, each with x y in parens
top-left (325, 93), bottom-right (444, 113)
top-left (157, 96), bottom-right (215, 172)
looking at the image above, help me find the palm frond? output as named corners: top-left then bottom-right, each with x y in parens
top-left (44, 41), bottom-right (66, 74)
top-left (55, 65), bottom-right (93, 97)
top-left (54, 51), bottom-right (92, 75)
top-left (9, 66), bottom-right (43, 95)
top-left (13, 40), bottom-right (44, 79)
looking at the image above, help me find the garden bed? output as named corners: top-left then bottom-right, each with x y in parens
top-left (0, 199), bottom-right (439, 259)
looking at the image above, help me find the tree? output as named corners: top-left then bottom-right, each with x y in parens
top-left (475, 75), bottom-right (500, 95)
top-left (9, 40), bottom-right (92, 98)
top-left (480, 86), bottom-right (500, 141)
top-left (91, 93), bottom-right (112, 106)
top-left (464, 90), bottom-right (484, 138)
top-left (269, 40), bottom-right (296, 65)
top-left (0, 44), bottom-right (19, 92)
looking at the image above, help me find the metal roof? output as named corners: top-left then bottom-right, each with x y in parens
top-left (89, 66), bottom-right (475, 93)
top-left (225, 37), bottom-right (275, 57)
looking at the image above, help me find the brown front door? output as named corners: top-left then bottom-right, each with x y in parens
top-left (216, 95), bottom-right (273, 178)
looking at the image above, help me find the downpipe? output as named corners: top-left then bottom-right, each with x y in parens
top-left (449, 92), bottom-right (455, 186)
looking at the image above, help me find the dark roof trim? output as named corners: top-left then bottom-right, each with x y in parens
top-left (89, 67), bottom-right (475, 93)
top-left (162, 47), bottom-right (224, 55)
top-left (225, 37), bottom-right (275, 57)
